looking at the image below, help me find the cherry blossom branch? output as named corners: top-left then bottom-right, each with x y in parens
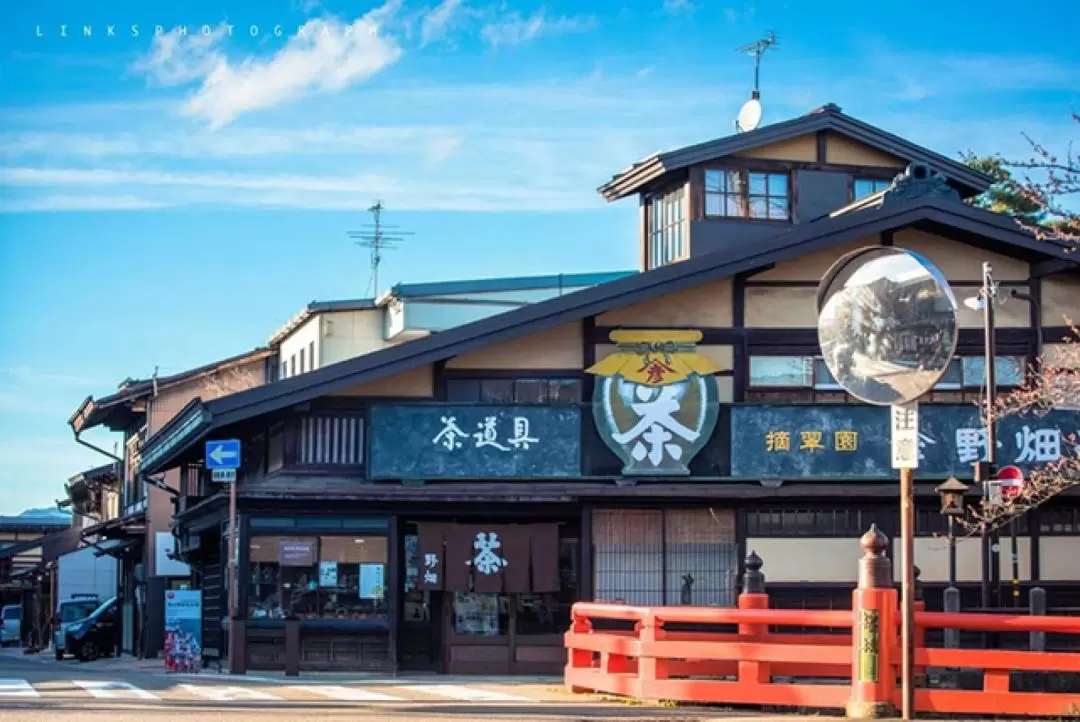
top-left (955, 323), bottom-right (1080, 536)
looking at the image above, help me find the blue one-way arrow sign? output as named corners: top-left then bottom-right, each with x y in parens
top-left (205, 439), bottom-right (241, 470)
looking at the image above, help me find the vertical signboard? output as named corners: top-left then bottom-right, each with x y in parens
top-left (164, 589), bottom-right (202, 673)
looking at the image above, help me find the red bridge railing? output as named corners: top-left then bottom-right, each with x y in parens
top-left (565, 527), bottom-right (1080, 718)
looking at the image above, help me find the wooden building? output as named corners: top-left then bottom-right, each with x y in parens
top-left (138, 104), bottom-right (1080, 676)
top-left (68, 348), bottom-right (273, 658)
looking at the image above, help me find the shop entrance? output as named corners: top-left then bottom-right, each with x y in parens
top-left (401, 520), bottom-right (578, 675)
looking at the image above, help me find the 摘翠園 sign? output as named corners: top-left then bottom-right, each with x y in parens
top-left (730, 404), bottom-right (1079, 479)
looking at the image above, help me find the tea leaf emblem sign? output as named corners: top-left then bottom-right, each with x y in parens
top-left (586, 330), bottom-right (723, 475)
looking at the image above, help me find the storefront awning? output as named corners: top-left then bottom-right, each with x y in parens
top-left (80, 509), bottom-right (146, 541)
top-left (91, 538), bottom-right (140, 558)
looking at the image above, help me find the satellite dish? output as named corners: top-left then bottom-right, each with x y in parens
top-left (736, 98), bottom-right (762, 133)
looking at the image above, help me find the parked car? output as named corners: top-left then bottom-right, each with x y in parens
top-left (0, 605), bottom-right (21, 647)
top-left (53, 595), bottom-right (102, 660)
top-left (64, 596), bottom-right (120, 662)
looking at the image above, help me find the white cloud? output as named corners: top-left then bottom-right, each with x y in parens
top-left (0, 127), bottom-right (467, 161)
top-left (421, 0), bottom-right (465, 45)
top-left (663, 0), bottom-right (698, 15)
top-left (0, 195), bottom-right (167, 213)
top-left (480, 8), bottom-right (596, 47)
top-left (133, 3), bottom-right (405, 129)
top-left (0, 165), bottom-right (604, 212)
top-left (0, 366), bottom-right (105, 386)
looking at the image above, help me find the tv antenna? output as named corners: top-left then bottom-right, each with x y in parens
top-left (347, 201), bottom-right (413, 297)
top-left (734, 31), bottom-right (777, 132)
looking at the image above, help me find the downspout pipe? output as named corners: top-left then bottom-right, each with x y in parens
top-left (68, 396), bottom-right (123, 463)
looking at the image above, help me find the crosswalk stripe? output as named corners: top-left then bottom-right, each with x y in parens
top-left (74, 680), bottom-right (158, 700)
top-left (402, 684), bottom-right (532, 702)
top-left (295, 685), bottom-right (405, 702)
top-left (179, 684), bottom-right (282, 701)
top-left (0, 679), bottom-right (38, 697)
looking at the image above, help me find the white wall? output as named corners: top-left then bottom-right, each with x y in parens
top-left (56, 547), bottom-right (118, 611)
top-left (278, 315), bottom-right (321, 378)
top-left (321, 309), bottom-right (389, 366)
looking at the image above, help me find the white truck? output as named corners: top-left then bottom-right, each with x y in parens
top-left (53, 546), bottom-right (118, 659)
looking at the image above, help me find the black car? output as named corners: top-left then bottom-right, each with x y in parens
top-left (65, 596), bottom-right (120, 662)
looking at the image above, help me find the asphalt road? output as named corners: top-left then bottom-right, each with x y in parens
top-left (0, 651), bottom-right (776, 722)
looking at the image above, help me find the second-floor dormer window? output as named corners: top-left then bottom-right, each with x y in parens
top-left (853, 177), bottom-right (891, 201)
top-left (704, 169), bottom-right (790, 221)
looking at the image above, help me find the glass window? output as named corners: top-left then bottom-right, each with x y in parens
top-left (478, 379), bottom-right (514, 403)
top-left (704, 170), bottom-right (790, 221)
top-left (247, 535), bottom-right (388, 621)
top-left (279, 362), bottom-right (287, 381)
top-left (853, 178), bottom-right (891, 201)
top-left (308, 341), bottom-right (316, 370)
top-left (452, 593), bottom-right (509, 636)
top-left (289, 355), bottom-right (296, 377)
top-left (962, 356), bottom-right (1026, 387)
top-left (934, 358), bottom-right (963, 389)
top-left (648, 186), bottom-right (686, 269)
top-left (444, 378), bottom-right (582, 404)
top-left (812, 357), bottom-right (841, 389)
top-left (749, 356), bottom-right (813, 387)
top-left (299, 348), bottom-right (306, 374)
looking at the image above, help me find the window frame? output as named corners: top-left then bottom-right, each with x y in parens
top-left (647, 185), bottom-right (687, 270)
top-left (852, 177), bottom-right (891, 201)
top-left (443, 376), bottom-right (584, 404)
top-left (703, 168), bottom-right (791, 222)
top-left (748, 354), bottom-right (1026, 390)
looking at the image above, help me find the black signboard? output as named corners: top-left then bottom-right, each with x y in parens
top-left (730, 404), bottom-right (1079, 479)
top-left (368, 405), bottom-right (582, 479)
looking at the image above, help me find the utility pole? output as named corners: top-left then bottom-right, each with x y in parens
top-left (348, 201), bottom-right (413, 298)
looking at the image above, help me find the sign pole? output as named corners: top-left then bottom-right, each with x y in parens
top-left (899, 464), bottom-right (916, 721)
top-left (205, 439), bottom-right (242, 676)
top-left (227, 478), bottom-right (237, 673)
top-left (890, 401), bottom-right (919, 722)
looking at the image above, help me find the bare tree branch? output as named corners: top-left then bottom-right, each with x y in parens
top-left (996, 111), bottom-right (1080, 246)
top-left (201, 367), bottom-right (259, 399)
top-left (957, 322), bottom-right (1080, 536)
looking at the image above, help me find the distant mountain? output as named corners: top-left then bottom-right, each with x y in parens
top-left (17, 508), bottom-right (71, 520)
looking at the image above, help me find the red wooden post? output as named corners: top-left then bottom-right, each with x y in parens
top-left (738, 551), bottom-right (770, 684)
top-left (636, 612), bottom-right (667, 702)
top-left (847, 525), bottom-right (898, 719)
top-left (564, 605), bottom-right (595, 692)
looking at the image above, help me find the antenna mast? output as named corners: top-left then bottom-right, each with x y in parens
top-left (347, 201), bottom-right (414, 297)
top-left (736, 31), bottom-right (777, 100)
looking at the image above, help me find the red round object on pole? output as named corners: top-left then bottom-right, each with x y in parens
top-left (996, 464), bottom-right (1025, 498)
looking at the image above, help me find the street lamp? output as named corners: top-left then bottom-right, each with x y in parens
top-left (963, 271), bottom-right (1042, 610)
top-left (935, 477), bottom-right (970, 587)
top-left (962, 262), bottom-right (999, 611)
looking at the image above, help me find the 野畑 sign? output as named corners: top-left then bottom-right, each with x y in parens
top-left (586, 329), bottom-right (723, 475)
top-left (730, 404), bottom-right (1080, 479)
top-left (368, 405), bottom-right (581, 478)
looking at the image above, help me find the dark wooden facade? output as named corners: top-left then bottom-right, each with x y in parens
top-left (142, 107), bottom-right (1080, 676)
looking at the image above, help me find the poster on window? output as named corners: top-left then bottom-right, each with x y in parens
top-left (359, 563), bottom-right (385, 599)
top-left (279, 540), bottom-right (314, 566)
top-left (163, 590), bottom-right (202, 674)
top-left (453, 592), bottom-right (500, 636)
top-left (319, 561), bottom-right (339, 588)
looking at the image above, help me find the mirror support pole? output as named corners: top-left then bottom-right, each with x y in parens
top-left (900, 465), bottom-right (916, 721)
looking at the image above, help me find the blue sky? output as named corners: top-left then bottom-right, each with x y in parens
top-left (1, 0), bottom-right (1078, 513)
